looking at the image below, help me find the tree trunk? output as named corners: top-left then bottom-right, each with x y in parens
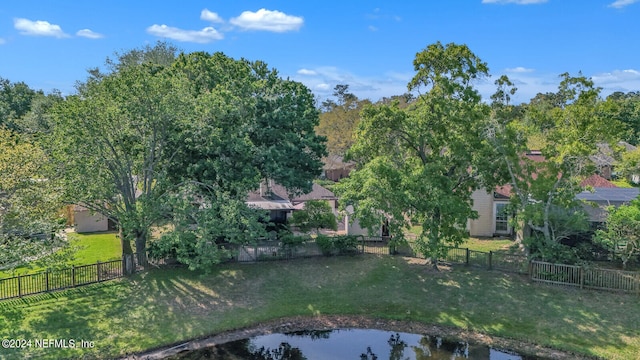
top-left (135, 231), bottom-right (148, 269)
top-left (120, 228), bottom-right (135, 275)
top-left (429, 212), bottom-right (440, 271)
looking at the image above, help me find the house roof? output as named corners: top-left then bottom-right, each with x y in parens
top-left (291, 183), bottom-right (336, 202)
top-left (578, 186), bottom-right (639, 222)
top-left (246, 182), bottom-right (336, 210)
top-left (576, 187), bottom-right (640, 203)
top-left (580, 174), bottom-right (617, 188)
top-left (322, 155), bottom-right (355, 170)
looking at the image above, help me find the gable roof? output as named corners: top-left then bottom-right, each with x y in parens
top-left (580, 174), bottom-right (617, 188)
top-left (246, 182), bottom-right (336, 210)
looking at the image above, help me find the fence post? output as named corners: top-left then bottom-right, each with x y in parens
top-left (488, 251), bottom-right (493, 270)
top-left (17, 274), bottom-right (21, 298)
top-left (97, 261), bottom-right (101, 282)
top-left (580, 266), bottom-right (584, 289)
top-left (46, 271), bottom-right (50, 292)
top-left (72, 266), bottom-right (76, 287)
top-left (465, 248), bottom-right (469, 266)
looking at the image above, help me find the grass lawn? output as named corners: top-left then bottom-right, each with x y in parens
top-left (0, 232), bottom-right (121, 278)
top-left (408, 226), bottom-right (515, 253)
top-left (1, 255), bottom-right (639, 360)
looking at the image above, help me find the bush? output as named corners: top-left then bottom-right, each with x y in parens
top-left (315, 235), bottom-right (360, 256)
top-left (332, 235), bottom-right (360, 254)
top-left (316, 235), bottom-right (333, 256)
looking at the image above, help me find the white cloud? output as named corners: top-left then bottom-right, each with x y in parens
top-left (146, 24), bottom-right (223, 43)
top-left (230, 9), bottom-right (303, 32)
top-left (201, 9), bottom-right (224, 23)
top-left (0, 38), bottom-right (5, 45)
top-left (297, 69), bottom-right (317, 76)
top-left (592, 69), bottom-right (640, 85)
top-left (368, 25), bottom-right (378, 32)
top-left (76, 29), bottom-right (104, 39)
top-left (14, 18), bottom-right (69, 38)
top-left (608, 0), bottom-right (639, 8)
top-left (505, 66), bottom-right (535, 73)
top-left (290, 66), bottom-right (412, 102)
top-left (482, 0), bottom-right (548, 4)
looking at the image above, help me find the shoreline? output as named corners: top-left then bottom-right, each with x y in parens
top-left (125, 315), bottom-right (598, 360)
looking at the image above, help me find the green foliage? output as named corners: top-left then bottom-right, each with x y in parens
top-left (524, 235), bottom-right (581, 264)
top-left (336, 42), bottom-right (502, 266)
top-left (489, 72), bottom-right (626, 247)
top-left (0, 77), bottom-right (39, 131)
top-left (317, 84), bottom-right (371, 156)
top-left (0, 129), bottom-right (65, 269)
top-left (49, 44), bottom-right (326, 271)
top-left (594, 200), bottom-right (640, 268)
top-left (315, 234), bottom-right (333, 256)
top-left (604, 91), bottom-right (640, 145)
top-left (617, 147), bottom-right (640, 183)
top-left (289, 200), bottom-right (337, 233)
top-left (314, 234), bottom-right (360, 256)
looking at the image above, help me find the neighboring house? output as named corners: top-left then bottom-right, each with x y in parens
top-left (589, 141), bottom-right (637, 180)
top-left (322, 155), bottom-right (355, 182)
top-left (468, 186), bottom-right (512, 238)
top-left (577, 186), bottom-right (640, 223)
top-left (246, 181), bottom-right (295, 224)
top-left (73, 205), bottom-right (112, 233)
top-left (467, 148), bottom-right (639, 238)
top-left (342, 205), bottom-right (388, 237)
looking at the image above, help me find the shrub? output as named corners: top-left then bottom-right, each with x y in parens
top-left (315, 235), bottom-right (360, 256)
top-left (332, 235), bottom-right (360, 254)
top-left (315, 234), bottom-right (333, 256)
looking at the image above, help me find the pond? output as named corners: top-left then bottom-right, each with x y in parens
top-left (169, 329), bottom-right (542, 359)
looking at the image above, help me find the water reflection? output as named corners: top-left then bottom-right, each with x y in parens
top-left (169, 329), bottom-right (540, 359)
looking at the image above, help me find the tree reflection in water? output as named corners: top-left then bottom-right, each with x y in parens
top-left (171, 329), bottom-right (530, 359)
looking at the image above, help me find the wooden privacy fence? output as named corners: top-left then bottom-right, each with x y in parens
top-left (530, 261), bottom-right (640, 294)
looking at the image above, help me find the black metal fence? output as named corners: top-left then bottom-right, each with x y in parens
top-left (0, 260), bottom-right (123, 301)
top-left (11, 235), bottom-right (624, 301)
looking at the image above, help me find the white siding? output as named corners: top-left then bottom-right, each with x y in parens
top-left (344, 205), bottom-right (382, 236)
top-left (74, 209), bottom-right (109, 233)
top-left (468, 189), bottom-right (494, 237)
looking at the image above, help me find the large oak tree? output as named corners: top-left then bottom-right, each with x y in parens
top-left (335, 42), bottom-right (504, 268)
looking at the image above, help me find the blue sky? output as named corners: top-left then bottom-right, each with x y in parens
top-left (1, 0), bottom-right (639, 104)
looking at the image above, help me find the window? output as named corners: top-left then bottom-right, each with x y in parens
top-left (494, 202), bottom-right (509, 234)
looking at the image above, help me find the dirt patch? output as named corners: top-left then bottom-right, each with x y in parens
top-left (125, 315), bottom-right (598, 360)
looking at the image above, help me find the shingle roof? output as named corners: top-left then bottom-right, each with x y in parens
top-left (576, 187), bottom-right (640, 203)
top-left (580, 174), bottom-right (617, 188)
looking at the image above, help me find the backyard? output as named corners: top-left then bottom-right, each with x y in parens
top-left (0, 232), bottom-right (120, 278)
top-left (1, 254), bottom-right (638, 360)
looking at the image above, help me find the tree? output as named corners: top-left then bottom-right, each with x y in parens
top-left (289, 200), bottom-right (337, 234)
top-left (316, 84), bottom-right (371, 156)
top-left (0, 77), bottom-right (39, 131)
top-left (50, 57), bottom-right (191, 273)
top-left (488, 73), bottom-right (625, 256)
top-left (595, 200), bottom-right (640, 268)
top-left (335, 42), bottom-right (503, 268)
top-left (50, 46), bottom-right (326, 273)
top-left (0, 129), bottom-right (65, 270)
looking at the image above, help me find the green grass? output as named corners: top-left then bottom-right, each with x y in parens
top-left (1, 255), bottom-right (639, 360)
top-left (67, 232), bottom-right (121, 264)
top-left (407, 226), bottom-right (516, 253)
top-left (0, 232), bottom-right (120, 278)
